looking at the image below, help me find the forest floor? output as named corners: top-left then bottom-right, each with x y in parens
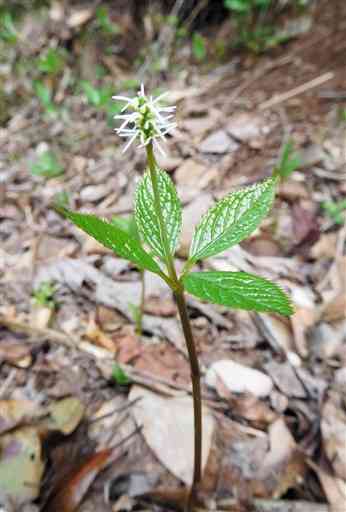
top-left (0, 1), bottom-right (346, 511)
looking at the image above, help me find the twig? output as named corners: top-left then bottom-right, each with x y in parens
top-left (0, 316), bottom-right (78, 347)
top-left (258, 72), bottom-right (334, 110)
top-left (183, 0), bottom-right (209, 33)
top-left (226, 55), bottom-right (294, 106)
top-left (196, 498), bottom-right (329, 512)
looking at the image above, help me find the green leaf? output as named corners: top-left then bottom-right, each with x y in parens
top-left (112, 363), bottom-right (131, 385)
top-left (111, 214), bottom-right (140, 241)
top-left (183, 271), bottom-right (293, 316)
top-left (135, 169), bottom-right (182, 260)
top-left (192, 33), bottom-right (207, 61)
top-left (56, 208), bottom-right (163, 275)
top-left (33, 80), bottom-right (52, 107)
top-left (37, 48), bottom-right (65, 75)
top-left (275, 140), bottom-right (301, 179)
top-left (189, 177), bottom-right (277, 263)
top-left (30, 151), bottom-right (64, 179)
top-left (224, 0), bottom-right (251, 13)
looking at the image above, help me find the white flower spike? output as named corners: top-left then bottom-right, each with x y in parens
top-left (112, 84), bottom-right (176, 155)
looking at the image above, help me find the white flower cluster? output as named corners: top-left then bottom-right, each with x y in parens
top-left (112, 84), bottom-right (176, 155)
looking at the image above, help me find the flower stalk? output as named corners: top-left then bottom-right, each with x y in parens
top-left (146, 141), bottom-right (202, 511)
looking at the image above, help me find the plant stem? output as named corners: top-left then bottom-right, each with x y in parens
top-left (146, 143), bottom-right (178, 284)
top-left (175, 290), bottom-right (202, 512)
top-left (146, 142), bottom-right (202, 511)
top-left (135, 269), bottom-right (145, 335)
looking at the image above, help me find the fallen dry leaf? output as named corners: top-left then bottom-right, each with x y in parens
top-left (264, 360), bottom-right (306, 398)
top-left (0, 426), bottom-right (44, 507)
top-left (206, 359), bottom-right (273, 398)
top-left (200, 130), bottom-right (237, 154)
top-left (0, 400), bottom-right (38, 435)
top-left (0, 341), bottom-right (32, 368)
top-left (44, 397), bottom-right (85, 435)
top-left (321, 392), bottom-right (346, 480)
top-left (129, 386), bottom-right (215, 485)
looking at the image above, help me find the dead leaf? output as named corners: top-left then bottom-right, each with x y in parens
top-left (226, 393), bottom-right (277, 426)
top-left (45, 448), bottom-right (113, 512)
top-left (0, 341), bottom-right (32, 368)
top-left (227, 112), bottom-right (274, 148)
top-left (31, 305), bottom-right (54, 329)
top-left (223, 418), bottom-right (305, 500)
top-left (291, 307), bottom-right (315, 358)
top-left (85, 314), bottom-right (117, 353)
top-left (319, 257), bottom-right (346, 322)
top-left (67, 8), bottom-right (93, 28)
top-left (0, 427), bottom-right (44, 507)
top-left (321, 392), bottom-right (346, 480)
top-left (0, 400), bottom-right (38, 435)
top-left (313, 462), bottom-right (346, 512)
top-left (80, 184), bottom-right (109, 203)
top-left (264, 360), bottom-right (307, 398)
top-left (206, 360), bottom-right (273, 398)
top-left (311, 233), bottom-right (337, 259)
top-left (44, 397), bottom-right (85, 435)
top-left (129, 386), bottom-right (215, 485)
top-left (200, 130), bottom-right (237, 154)
top-left (175, 159), bottom-right (208, 188)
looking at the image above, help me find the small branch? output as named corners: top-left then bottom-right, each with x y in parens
top-left (204, 498), bottom-right (329, 512)
top-left (0, 316), bottom-right (78, 347)
top-left (258, 72), bottom-right (334, 110)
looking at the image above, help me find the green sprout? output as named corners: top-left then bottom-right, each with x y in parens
top-left (192, 32), bottom-right (207, 61)
top-left (322, 200), bottom-right (346, 226)
top-left (33, 80), bottom-right (59, 118)
top-left (224, 0), bottom-right (295, 52)
top-left (95, 5), bottom-right (120, 35)
top-left (0, 11), bottom-right (18, 43)
top-left (274, 140), bottom-right (301, 180)
top-left (37, 48), bottom-right (65, 75)
top-left (55, 84), bottom-right (293, 511)
top-left (30, 150), bottom-right (64, 179)
top-left (33, 281), bottom-right (58, 309)
top-left (80, 81), bottom-right (123, 126)
top-left (112, 363), bottom-right (131, 386)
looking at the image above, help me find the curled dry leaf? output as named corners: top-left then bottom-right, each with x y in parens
top-left (129, 386), bottom-right (215, 486)
top-left (0, 341), bottom-right (32, 368)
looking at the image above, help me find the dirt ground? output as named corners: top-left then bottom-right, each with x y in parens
top-left (0, 1), bottom-right (346, 511)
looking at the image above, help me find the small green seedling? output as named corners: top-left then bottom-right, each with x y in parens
top-left (37, 48), bottom-right (65, 75)
top-left (33, 281), bottom-right (58, 309)
top-left (224, 0), bottom-right (294, 52)
top-left (33, 80), bottom-right (59, 117)
top-left (112, 363), bottom-right (131, 386)
top-left (322, 199), bottom-right (346, 226)
top-left (0, 11), bottom-right (18, 43)
top-left (274, 140), bottom-right (301, 179)
top-left (30, 150), bottom-right (64, 179)
top-left (56, 84), bottom-right (293, 511)
top-left (95, 5), bottom-right (120, 35)
top-left (80, 81), bottom-right (123, 125)
top-left (192, 32), bottom-right (207, 61)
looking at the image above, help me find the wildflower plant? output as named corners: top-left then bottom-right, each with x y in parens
top-left (56, 85), bottom-right (293, 511)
